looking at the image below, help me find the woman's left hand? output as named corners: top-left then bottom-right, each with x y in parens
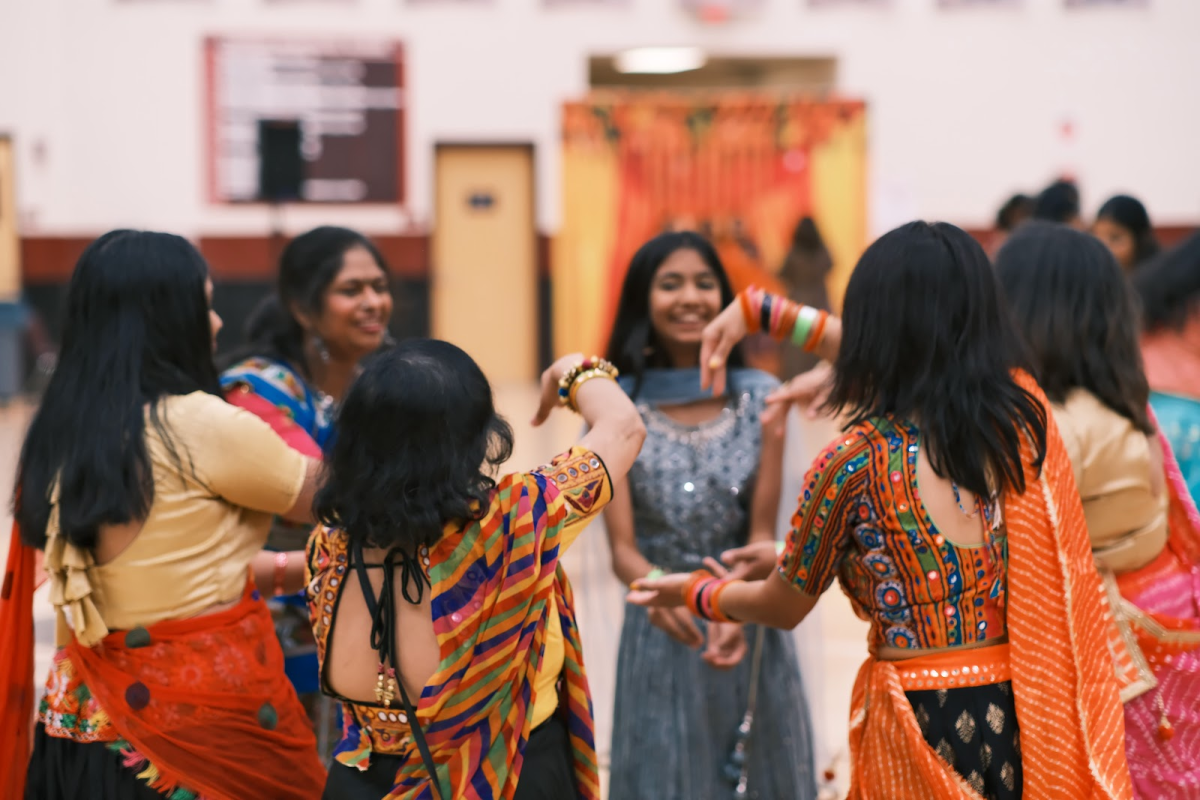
top-left (531, 352), bottom-right (585, 426)
top-left (626, 571), bottom-right (692, 609)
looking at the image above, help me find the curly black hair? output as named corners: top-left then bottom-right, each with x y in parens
top-left (314, 339), bottom-right (514, 551)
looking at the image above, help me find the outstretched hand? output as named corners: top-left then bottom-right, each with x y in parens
top-left (699, 302), bottom-right (749, 397)
top-left (765, 361), bottom-right (834, 420)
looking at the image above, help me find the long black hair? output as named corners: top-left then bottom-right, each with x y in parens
top-left (235, 226), bottom-right (389, 375)
top-left (1097, 194), bottom-right (1159, 267)
top-left (315, 339), bottom-right (514, 551)
top-left (1134, 231), bottom-right (1200, 333)
top-left (995, 221), bottom-right (1153, 435)
top-left (826, 221), bottom-right (1047, 499)
top-left (605, 231), bottom-right (745, 396)
top-left (15, 230), bottom-right (220, 549)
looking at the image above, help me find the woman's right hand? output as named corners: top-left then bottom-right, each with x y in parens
top-left (699, 301), bottom-right (750, 397)
top-left (531, 352), bottom-right (585, 427)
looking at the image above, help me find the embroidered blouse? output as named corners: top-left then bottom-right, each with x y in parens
top-left (778, 417), bottom-right (1008, 651)
top-left (307, 446), bottom-right (612, 800)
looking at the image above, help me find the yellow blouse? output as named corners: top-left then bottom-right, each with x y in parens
top-left (1052, 389), bottom-right (1168, 573)
top-left (48, 391), bottom-right (307, 646)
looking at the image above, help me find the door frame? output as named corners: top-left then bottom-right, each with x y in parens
top-left (431, 142), bottom-right (542, 374)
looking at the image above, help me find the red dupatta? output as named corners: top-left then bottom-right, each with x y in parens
top-left (0, 518), bottom-right (37, 798)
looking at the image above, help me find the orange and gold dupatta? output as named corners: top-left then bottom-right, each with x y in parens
top-left (846, 374), bottom-right (1133, 799)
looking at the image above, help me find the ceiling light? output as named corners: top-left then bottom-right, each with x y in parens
top-left (614, 47), bottom-right (707, 75)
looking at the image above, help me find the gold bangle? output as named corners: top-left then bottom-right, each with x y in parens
top-left (557, 357), bottom-right (619, 413)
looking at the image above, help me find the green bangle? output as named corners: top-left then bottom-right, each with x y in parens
top-left (775, 540), bottom-right (786, 556)
top-left (791, 306), bottom-right (819, 348)
top-left (645, 567), bottom-right (665, 581)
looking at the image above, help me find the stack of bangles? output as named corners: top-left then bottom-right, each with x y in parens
top-left (738, 286), bottom-right (829, 353)
top-left (684, 571), bottom-right (740, 623)
top-left (557, 356), bottom-right (620, 413)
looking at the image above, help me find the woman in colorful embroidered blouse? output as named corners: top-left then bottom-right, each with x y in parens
top-left (221, 226), bottom-right (394, 746)
top-left (5, 231), bottom-right (325, 800)
top-left (603, 231), bottom-right (818, 800)
top-left (996, 222), bottom-right (1200, 798)
top-left (1135, 233), bottom-right (1200, 503)
top-left (632, 222), bottom-right (1134, 800)
top-left (307, 339), bottom-right (645, 799)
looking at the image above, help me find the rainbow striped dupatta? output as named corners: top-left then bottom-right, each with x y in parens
top-left (309, 447), bottom-right (608, 800)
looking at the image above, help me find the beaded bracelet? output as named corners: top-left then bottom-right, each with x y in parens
top-left (557, 357), bottom-right (619, 413)
top-left (683, 570), bottom-right (737, 623)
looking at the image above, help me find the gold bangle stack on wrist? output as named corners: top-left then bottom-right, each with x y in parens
top-left (557, 357), bottom-right (619, 413)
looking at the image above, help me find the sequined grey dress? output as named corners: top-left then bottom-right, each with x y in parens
top-left (608, 384), bottom-right (818, 800)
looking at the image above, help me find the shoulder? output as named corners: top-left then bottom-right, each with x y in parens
top-left (221, 357), bottom-right (308, 402)
top-left (805, 422), bottom-right (876, 488)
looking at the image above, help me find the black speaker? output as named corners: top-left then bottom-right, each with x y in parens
top-left (257, 120), bottom-right (304, 202)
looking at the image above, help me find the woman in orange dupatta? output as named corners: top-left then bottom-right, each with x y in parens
top-left (997, 222), bottom-right (1200, 797)
top-left (632, 222), bottom-right (1134, 799)
top-left (3, 230), bottom-right (326, 800)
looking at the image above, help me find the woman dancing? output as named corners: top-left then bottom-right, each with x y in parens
top-left (996, 221), bottom-right (1200, 798)
top-left (221, 226), bottom-right (393, 746)
top-left (631, 222), bottom-right (1134, 799)
top-left (7, 230), bottom-right (325, 799)
top-left (307, 339), bottom-right (645, 798)
top-left (604, 231), bottom-right (817, 800)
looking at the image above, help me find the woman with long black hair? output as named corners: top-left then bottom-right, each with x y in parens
top-left (603, 231), bottom-right (818, 800)
top-left (996, 222), bottom-right (1200, 798)
top-left (4, 230), bottom-right (325, 799)
top-left (632, 222), bottom-right (1134, 800)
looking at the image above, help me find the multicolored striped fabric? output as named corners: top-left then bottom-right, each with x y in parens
top-left (307, 446), bottom-right (611, 800)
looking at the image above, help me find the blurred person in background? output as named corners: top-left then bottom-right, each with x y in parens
top-left (631, 222), bottom-right (1135, 800)
top-left (1033, 179), bottom-right (1084, 230)
top-left (307, 340), bottom-right (645, 799)
top-left (221, 225), bottom-right (394, 751)
top-left (991, 193), bottom-right (1034, 254)
top-left (778, 217), bottom-right (833, 382)
top-left (5, 230), bottom-right (324, 799)
top-left (1136, 233), bottom-right (1200, 501)
top-left (603, 231), bottom-right (818, 800)
top-left (997, 222), bottom-right (1200, 799)
top-left (1094, 195), bottom-right (1160, 273)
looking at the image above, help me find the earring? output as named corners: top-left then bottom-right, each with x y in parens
top-left (312, 334), bottom-right (331, 364)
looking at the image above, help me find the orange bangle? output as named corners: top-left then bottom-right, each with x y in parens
top-left (739, 288), bottom-right (760, 334)
top-left (805, 311), bottom-right (829, 353)
top-left (775, 300), bottom-right (801, 342)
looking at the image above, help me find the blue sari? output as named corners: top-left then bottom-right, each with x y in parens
top-left (1150, 390), bottom-right (1200, 503)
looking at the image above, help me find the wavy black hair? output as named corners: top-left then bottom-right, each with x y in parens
top-left (232, 226), bottom-right (390, 374)
top-left (16, 230), bottom-right (220, 549)
top-left (995, 221), bottom-right (1153, 435)
top-left (605, 231), bottom-right (745, 397)
top-left (826, 221), bottom-right (1047, 499)
top-left (1097, 194), bottom-right (1160, 268)
top-left (315, 339), bottom-right (514, 551)
top-left (1134, 231), bottom-right (1200, 333)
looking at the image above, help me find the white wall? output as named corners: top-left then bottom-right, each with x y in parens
top-left (2, 0), bottom-right (1198, 241)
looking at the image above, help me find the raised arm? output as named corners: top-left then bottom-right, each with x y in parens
top-left (532, 354), bottom-right (646, 483)
top-left (700, 289), bottom-right (841, 397)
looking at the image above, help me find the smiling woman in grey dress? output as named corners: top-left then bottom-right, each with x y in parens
top-left (603, 231), bottom-right (817, 800)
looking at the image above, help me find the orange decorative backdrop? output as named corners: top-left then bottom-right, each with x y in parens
top-left (554, 92), bottom-right (868, 356)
